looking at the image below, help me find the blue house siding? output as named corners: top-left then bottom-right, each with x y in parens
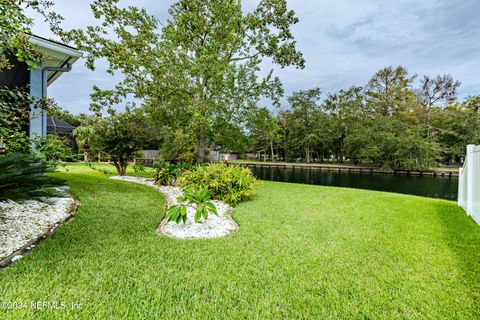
top-left (29, 68), bottom-right (46, 142)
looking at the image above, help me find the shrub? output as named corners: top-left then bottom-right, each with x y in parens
top-left (177, 163), bottom-right (257, 205)
top-left (0, 153), bottom-right (65, 201)
top-left (34, 134), bottom-right (73, 165)
top-left (132, 162), bottom-right (146, 177)
top-left (0, 87), bottom-right (33, 155)
top-left (154, 162), bottom-right (194, 186)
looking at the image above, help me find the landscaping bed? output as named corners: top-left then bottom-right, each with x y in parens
top-left (0, 188), bottom-right (77, 268)
top-left (110, 175), bottom-right (238, 239)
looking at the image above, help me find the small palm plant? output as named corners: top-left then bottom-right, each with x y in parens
top-left (132, 162), bottom-right (145, 177)
top-left (0, 153), bottom-right (65, 201)
top-left (166, 188), bottom-right (218, 224)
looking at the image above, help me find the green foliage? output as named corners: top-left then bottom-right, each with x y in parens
top-left (1, 1), bottom-right (63, 71)
top-left (34, 134), bottom-right (72, 164)
top-left (286, 88), bottom-right (331, 163)
top-left (365, 66), bottom-right (416, 116)
top-left (0, 1), bottom-right (39, 70)
top-left (158, 129), bottom-right (197, 163)
top-left (1, 166), bottom-right (478, 318)
top-left (0, 87), bottom-right (62, 156)
top-left (166, 188), bottom-right (217, 224)
top-left (73, 119), bottom-right (99, 162)
top-left (248, 67), bottom-right (476, 170)
top-left (177, 163), bottom-right (258, 205)
top-left (47, 105), bottom-right (85, 127)
top-left (247, 107), bottom-right (282, 161)
top-left (85, 110), bottom-right (148, 176)
top-left (345, 117), bottom-right (440, 170)
top-left (132, 162), bottom-right (145, 177)
top-left (153, 162), bottom-right (193, 186)
top-left (0, 86), bottom-right (33, 154)
top-left (63, 0), bottom-right (304, 163)
top-left (0, 153), bottom-right (65, 200)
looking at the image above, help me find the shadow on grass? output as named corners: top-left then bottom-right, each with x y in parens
top-left (433, 201), bottom-right (480, 311)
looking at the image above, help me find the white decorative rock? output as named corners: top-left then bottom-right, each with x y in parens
top-left (11, 255), bottom-right (23, 262)
top-left (110, 176), bottom-right (239, 239)
top-left (0, 193), bottom-right (76, 262)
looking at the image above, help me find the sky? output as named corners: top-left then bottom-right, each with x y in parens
top-left (29, 0), bottom-right (480, 114)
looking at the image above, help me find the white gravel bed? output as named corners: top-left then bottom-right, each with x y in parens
top-left (0, 187), bottom-right (77, 264)
top-left (110, 176), bottom-right (238, 239)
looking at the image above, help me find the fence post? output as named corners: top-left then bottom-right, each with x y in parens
top-left (458, 166), bottom-right (462, 206)
top-left (466, 144), bottom-right (475, 216)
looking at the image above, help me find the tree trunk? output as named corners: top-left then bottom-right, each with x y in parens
top-left (196, 134), bottom-right (207, 164)
top-left (114, 157), bottom-right (128, 176)
top-left (306, 149), bottom-right (310, 163)
top-left (270, 141), bottom-right (274, 163)
top-left (339, 137), bottom-right (345, 163)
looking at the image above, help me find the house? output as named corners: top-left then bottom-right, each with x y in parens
top-left (208, 150), bottom-right (240, 161)
top-left (0, 34), bottom-right (82, 145)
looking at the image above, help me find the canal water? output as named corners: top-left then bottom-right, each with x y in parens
top-left (249, 166), bottom-right (458, 201)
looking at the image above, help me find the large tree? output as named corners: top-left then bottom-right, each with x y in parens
top-left (431, 96), bottom-right (480, 162)
top-left (415, 74), bottom-right (461, 138)
top-left (63, 0), bottom-right (305, 163)
top-left (247, 107), bottom-right (281, 161)
top-left (323, 86), bottom-right (365, 162)
top-left (416, 74), bottom-right (461, 109)
top-left (286, 88), bottom-right (329, 163)
top-left (365, 66), bottom-right (415, 116)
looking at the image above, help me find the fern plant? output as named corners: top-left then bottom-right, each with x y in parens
top-left (0, 153), bottom-right (65, 200)
top-left (166, 188), bottom-right (218, 224)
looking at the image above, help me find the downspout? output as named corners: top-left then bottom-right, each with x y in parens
top-left (40, 63), bottom-right (72, 138)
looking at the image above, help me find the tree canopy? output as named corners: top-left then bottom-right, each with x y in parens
top-left (1, 0), bottom-right (63, 70)
top-left (247, 66), bottom-right (478, 170)
top-left (63, 0), bottom-right (305, 163)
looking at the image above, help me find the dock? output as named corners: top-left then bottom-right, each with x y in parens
top-left (227, 162), bottom-right (459, 177)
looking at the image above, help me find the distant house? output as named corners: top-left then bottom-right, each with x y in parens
top-left (208, 151), bottom-right (240, 161)
top-left (0, 34), bottom-right (82, 147)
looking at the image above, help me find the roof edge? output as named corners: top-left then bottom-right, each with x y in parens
top-left (28, 34), bottom-right (83, 59)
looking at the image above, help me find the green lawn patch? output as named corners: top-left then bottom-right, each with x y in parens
top-left (0, 164), bottom-right (479, 319)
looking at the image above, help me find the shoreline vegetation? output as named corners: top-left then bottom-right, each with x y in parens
top-left (228, 160), bottom-right (461, 175)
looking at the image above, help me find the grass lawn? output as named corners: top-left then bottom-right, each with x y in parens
top-left (0, 163), bottom-right (479, 319)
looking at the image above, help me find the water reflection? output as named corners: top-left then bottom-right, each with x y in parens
top-left (250, 166), bottom-right (458, 201)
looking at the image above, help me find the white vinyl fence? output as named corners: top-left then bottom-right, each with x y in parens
top-left (458, 144), bottom-right (480, 225)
